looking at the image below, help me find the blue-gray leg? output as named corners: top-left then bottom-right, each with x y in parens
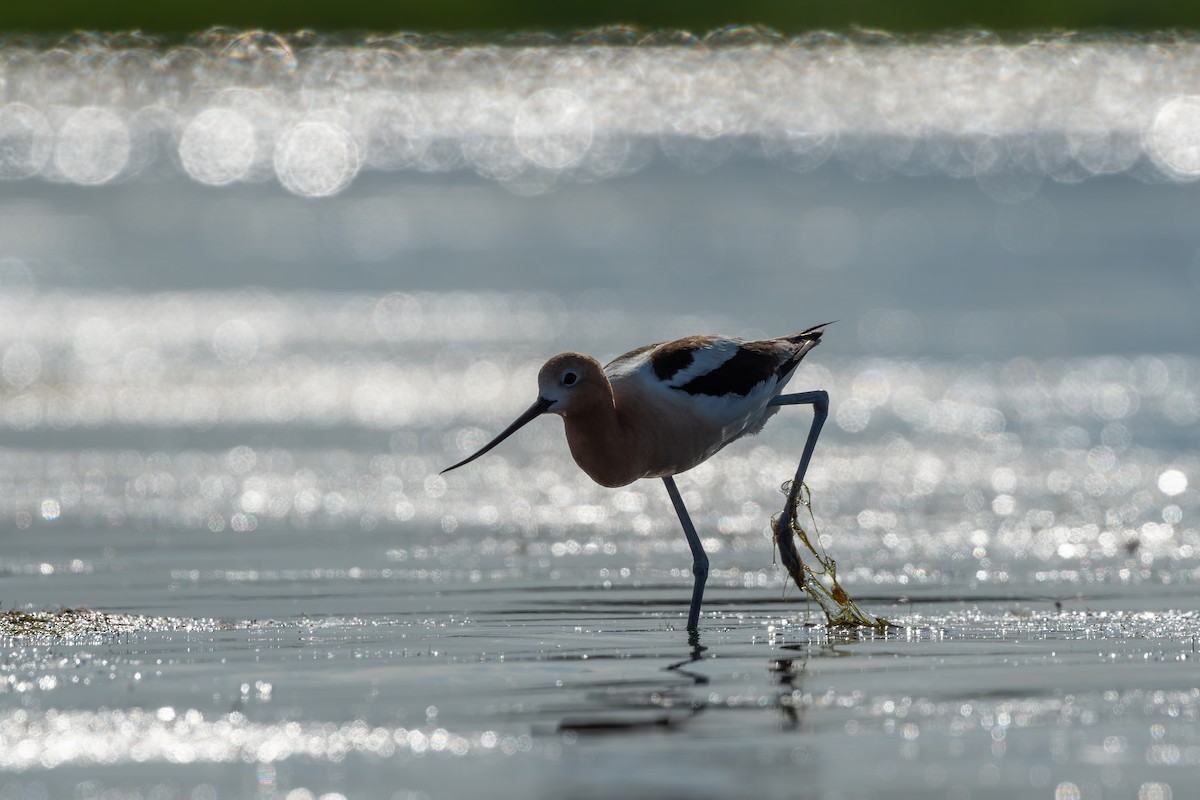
top-left (768, 391), bottom-right (830, 581)
top-left (662, 475), bottom-right (709, 631)
top-left (662, 390), bottom-right (827, 631)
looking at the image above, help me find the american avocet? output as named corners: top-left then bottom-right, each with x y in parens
top-left (442, 323), bottom-right (831, 631)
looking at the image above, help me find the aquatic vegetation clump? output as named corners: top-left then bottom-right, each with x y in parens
top-left (773, 481), bottom-right (891, 630)
top-left (0, 607), bottom-right (237, 639)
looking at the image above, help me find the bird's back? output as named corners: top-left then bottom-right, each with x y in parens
top-left (600, 325), bottom-right (827, 478)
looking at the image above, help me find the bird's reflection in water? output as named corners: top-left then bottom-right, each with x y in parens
top-left (771, 626), bottom-right (882, 730)
top-left (555, 625), bottom-right (899, 735)
top-left (770, 651), bottom-right (809, 730)
top-left (665, 629), bottom-right (709, 683)
top-left (556, 633), bottom-right (708, 734)
top-left (556, 629), bottom-right (860, 735)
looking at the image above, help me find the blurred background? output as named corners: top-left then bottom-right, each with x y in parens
top-left (5, 0), bottom-right (1200, 36)
top-left (0, 0), bottom-right (1196, 587)
top-left (2, 2), bottom-right (1200, 798)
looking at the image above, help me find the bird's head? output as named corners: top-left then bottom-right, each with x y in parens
top-left (535, 352), bottom-right (605, 417)
top-left (441, 351), bottom-right (605, 475)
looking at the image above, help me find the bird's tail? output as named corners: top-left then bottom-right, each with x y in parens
top-left (775, 322), bottom-right (833, 383)
top-left (784, 321), bottom-right (835, 344)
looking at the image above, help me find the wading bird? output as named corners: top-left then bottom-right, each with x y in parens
top-left (442, 324), bottom-right (831, 631)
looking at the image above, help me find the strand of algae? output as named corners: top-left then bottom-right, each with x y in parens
top-left (773, 481), bottom-right (892, 629)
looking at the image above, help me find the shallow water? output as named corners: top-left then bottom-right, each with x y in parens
top-left (4, 561), bottom-right (1200, 799)
top-left (3, 32), bottom-right (1200, 800)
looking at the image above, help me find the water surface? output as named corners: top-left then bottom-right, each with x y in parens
top-left (2, 30), bottom-right (1199, 800)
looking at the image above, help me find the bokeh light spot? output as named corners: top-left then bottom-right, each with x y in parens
top-left (212, 319), bottom-right (259, 364)
top-left (2, 343), bottom-right (42, 389)
top-left (0, 103), bottom-right (53, 180)
top-left (362, 94), bottom-right (430, 170)
top-left (1139, 783), bottom-right (1173, 800)
top-left (373, 293), bottom-right (424, 341)
top-left (1150, 96), bottom-right (1200, 177)
top-left (54, 107), bottom-right (130, 185)
top-left (1157, 469), bottom-right (1187, 497)
top-left (514, 89), bottom-right (594, 170)
top-left (274, 121), bottom-right (360, 197)
top-left (179, 108), bottom-right (257, 186)
top-left (760, 95), bottom-right (838, 173)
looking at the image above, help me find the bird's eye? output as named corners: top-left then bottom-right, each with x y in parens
top-left (562, 371), bottom-right (578, 386)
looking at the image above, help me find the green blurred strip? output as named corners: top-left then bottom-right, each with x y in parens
top-left (5, 0), bottom-right (1200, 36)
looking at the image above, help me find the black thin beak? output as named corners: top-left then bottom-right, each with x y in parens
top-left (441, 397), bottom-right (555, 474)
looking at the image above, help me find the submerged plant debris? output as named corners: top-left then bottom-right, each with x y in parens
top-left (774, 482), bottom-right (892, 630)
